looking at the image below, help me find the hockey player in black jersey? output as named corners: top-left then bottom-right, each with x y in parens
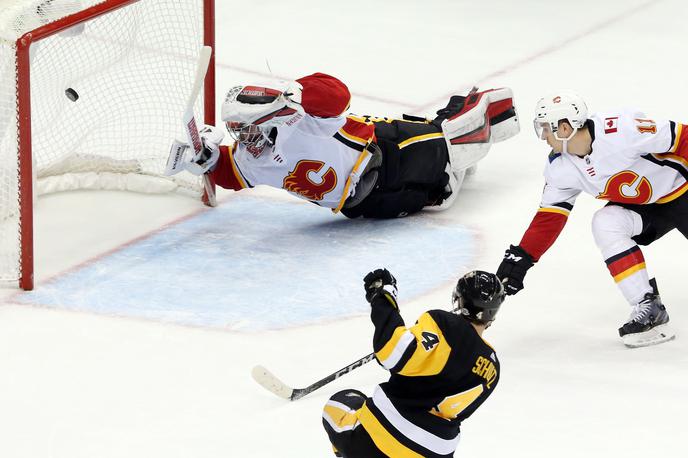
top-left (321, 268), bottom-right (505, 457)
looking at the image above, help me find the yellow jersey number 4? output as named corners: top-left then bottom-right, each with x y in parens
top-left (430, 385), bottom-right (484, 420)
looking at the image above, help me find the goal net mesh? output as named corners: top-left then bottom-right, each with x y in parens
top-left (0, 0), bottom-right (209, 283)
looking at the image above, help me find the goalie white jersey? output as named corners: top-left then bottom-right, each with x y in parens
top-left (211, 73), bottom-right (377, 212)
top-left (227, 114), bottom-right (374, 211)
top-left (541, 109), bottom-right (688, 209)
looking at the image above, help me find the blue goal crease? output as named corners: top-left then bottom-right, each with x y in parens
top-left (16, 195), bottom-right (477, 331)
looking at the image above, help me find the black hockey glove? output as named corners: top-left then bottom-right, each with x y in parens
top-left (363, 268), bottom-right (398, 308)
top-left (433, 95), bottom-right (467, 125)
top-left (496, 245), bottom-right (534, 295)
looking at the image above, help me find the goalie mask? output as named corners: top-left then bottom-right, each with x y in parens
top-left (451, 270), bottom-right (505, 326)
top-left (222, 83), bottom-right (304, 157)
top-left (225, 120), bottom-right (273, 157)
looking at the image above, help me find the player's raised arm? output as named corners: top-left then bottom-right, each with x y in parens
top-left (362, 269), bottom-right (416, 372)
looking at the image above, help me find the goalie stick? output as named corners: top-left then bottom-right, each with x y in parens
top-left (180, 45), bottom-right (217, 207)
top-left (252, 352), bottom-right (376, 401)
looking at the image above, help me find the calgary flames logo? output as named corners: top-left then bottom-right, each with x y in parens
top-left (283, 160), bottom-right (337, 201)
top-left (597, 171), bottom-right (652, 204)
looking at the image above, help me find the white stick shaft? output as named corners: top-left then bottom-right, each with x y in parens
top-left (182, 46), bottom-right (216, 206)
top-left (183, 46), bottom-right (212, 155)
top-left (185, 45), bottom-right (212, 119)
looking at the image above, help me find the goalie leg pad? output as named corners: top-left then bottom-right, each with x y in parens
top-left (439, 88), bottom-right (519, 143)
top-left (439, 88), bottom-right (519, 171)
top-left (447, 142), bottom-right (491, 172)
top-left (490, 100), bottom-right (520, 143)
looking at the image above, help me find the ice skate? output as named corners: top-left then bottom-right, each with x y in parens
top-left (618, 291), bottom-right (675, 348)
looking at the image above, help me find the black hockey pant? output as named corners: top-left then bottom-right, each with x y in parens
top-left (322, 389), bottom-right (387, 458)
top-left (341, 119), bottom-right (449, 219)
top-left (609, 190), bottom-right (688, 245)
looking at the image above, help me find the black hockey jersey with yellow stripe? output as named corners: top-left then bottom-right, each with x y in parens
top-left (358, 294), bottom-right (500, 457)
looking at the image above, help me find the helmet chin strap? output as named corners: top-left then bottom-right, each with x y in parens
top-left (554, 127), bottom-right (577, 155)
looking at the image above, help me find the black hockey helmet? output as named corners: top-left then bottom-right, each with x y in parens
top-left (451, 270), bottom-right (505, 325)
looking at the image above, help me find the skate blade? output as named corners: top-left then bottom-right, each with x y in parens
top-left (622, 323), bottom-right (676, 348)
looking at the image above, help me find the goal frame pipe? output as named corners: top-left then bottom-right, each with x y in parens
top-left (15, 0), bottom-right (216, 290)
top-left (202, 0), bottom-right (216, 206)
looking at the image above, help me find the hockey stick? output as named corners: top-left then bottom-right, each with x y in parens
top-left (252, 352), bottom-right (376, 401)
top-left (182, 45), bottom-right (217, 207)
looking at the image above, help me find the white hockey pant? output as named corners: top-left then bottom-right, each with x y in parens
top-left (591, 205), bottom-right (652, 304)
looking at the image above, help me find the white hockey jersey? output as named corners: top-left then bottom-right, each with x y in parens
top-left (228, 114), bottom-right (374, 211)
top-left (517, 108), bottom-right (687, 261)
top-left (211, 73), bottom-right (377, 212)
top-left (541, 109), bottom-right (688, 209)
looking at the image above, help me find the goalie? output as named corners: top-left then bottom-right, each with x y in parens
top-left (168, 73), bottom-right (519, 218)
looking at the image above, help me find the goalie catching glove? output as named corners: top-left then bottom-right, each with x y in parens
top-left (165, 125), bottom-right (224, 176)
top-left (363, 268), bottom-right (398, 308)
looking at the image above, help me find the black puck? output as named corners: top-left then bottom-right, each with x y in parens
top-left (65, 88), bottom-right (79, 102)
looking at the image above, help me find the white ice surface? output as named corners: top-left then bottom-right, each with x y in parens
top-left (2, 1), bottom-right (688, 457)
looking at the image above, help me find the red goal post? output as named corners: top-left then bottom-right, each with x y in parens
top-left (0, 0), bottom-right (216, 290)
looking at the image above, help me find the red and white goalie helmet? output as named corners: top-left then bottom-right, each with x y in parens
top-left (221, 82), bottom-right (304, 157)
top-left (533, 92), bottom-right (588, 141)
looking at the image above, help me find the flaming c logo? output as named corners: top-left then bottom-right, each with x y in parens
top-left (283, 160), bottom-right (337, 201)
top-left (597, 171), bottom-right (652, 204)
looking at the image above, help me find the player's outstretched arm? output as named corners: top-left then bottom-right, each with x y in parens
top-left (165, 125), bottom-right (223, 176)
top-left (496, 245), bottom-right (534, 295)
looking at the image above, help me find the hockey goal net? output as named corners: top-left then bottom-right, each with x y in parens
top-left (0, 0), bottom-right (215, 290)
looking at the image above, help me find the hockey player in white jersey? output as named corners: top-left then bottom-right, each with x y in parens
top-left (169, 73), bottom-right (519, 218)
top-left (496, 92), bottom-right (687, 347)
